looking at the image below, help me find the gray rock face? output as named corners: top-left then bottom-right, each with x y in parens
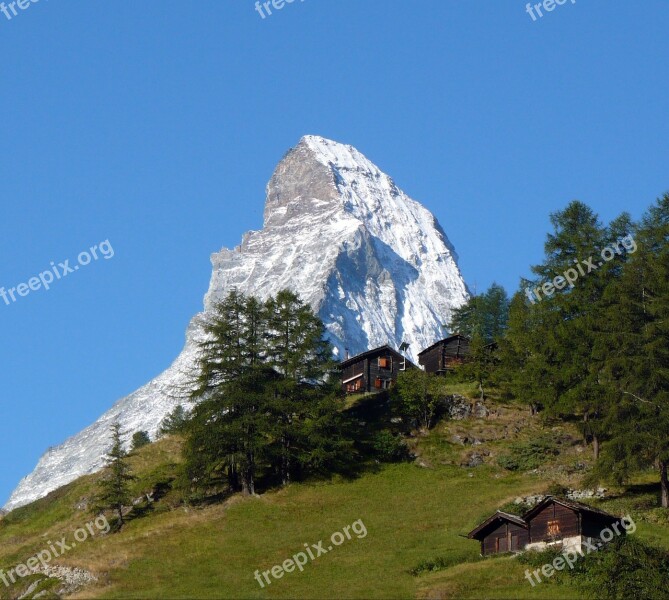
top-left (5, 135), bottom-right (468, 512)
top-left (567, 488), bottom-right (608, 500)
top-left (461, 452), bottom-right (487, 468)
top-left (447, 395), bottom-right (489, 420)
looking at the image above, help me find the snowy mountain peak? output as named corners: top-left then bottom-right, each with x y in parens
top-left (301, 134), bottom-right (382, 172)
top-left (4, 136), bottom-right (469, 512)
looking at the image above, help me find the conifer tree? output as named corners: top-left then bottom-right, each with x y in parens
top-left (498, 197), bottom-right (668, 504)
top-left (97, 422), bottom-right (135, 530)
top-left (597, 195), bottom-right (669, 506)
top-left (265, 290), bottom-right (349, 485)
top-left (460, 330), bottom-right (495, 402)
top-left (159, 405), bottom-right (189, 436)
top-left (184, 289), bottom-right (350, 496)
top-left (526, 201), bottom-right (611, 456)
top-left (498, 289), bottom-right (559, 415)
top-left (186, 291), bottom-right (272, 496)
top-left (449, 283), bottom-right (509, 343)
top-left (449, 284), bottom-right (508, 402)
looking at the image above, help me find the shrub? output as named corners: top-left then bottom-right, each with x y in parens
top-left (391, 370), bottom-right (446, 430)
top-left (410, 553), bottom-right (475, 576)
top-left (517, 547), bottom-right (563, 569)
top-left (518, 536), bottom-right (669, 599)
top-left (496, 435), bottom-right (560, 471)
top-left (497, 500), bottom-right (532, 516)
top-left (569, 536), bottom-right (669, 599)
top-left (371, 430), bottom-right (411, 463)
top-left (545, 482), bottom-right (569, 497)
top-left (131, 431), bottom-right (151, 451)
top-left (497, 455), bottom-right (520, 471)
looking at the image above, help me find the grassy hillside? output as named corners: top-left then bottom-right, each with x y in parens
top-left (1, 395), bottom-right (668, 599)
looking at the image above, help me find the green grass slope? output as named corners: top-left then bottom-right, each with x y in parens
top-left (1, 399), bottom-right (668, 599)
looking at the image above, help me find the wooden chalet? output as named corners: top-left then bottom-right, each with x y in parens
top-left (340, 345), bottom-right (416, 394)
top-left (523, 497), bottom-right (622, 552)
top-left (467, 511), bottom-right (529, 556)
top-left (468, 497), bottom-right (623, 556)
top-left (417, 334), bottom-right (470, 374)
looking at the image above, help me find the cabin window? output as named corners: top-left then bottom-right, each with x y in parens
top-left (346, 378), bottom-right (363, 393)
top-left (547, 520), bottom-right (561, 536)
top-left (378, 357), bottom-right (391, 369)
top-left (375, 378), bottom-right (383, 389)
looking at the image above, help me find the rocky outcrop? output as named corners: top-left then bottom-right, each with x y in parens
top-left (447, 395), bottom-right (489, 420)
top-left (514, 488), bottom-right (608, 507)
top-left (16, 565), bottom-right (97, 599)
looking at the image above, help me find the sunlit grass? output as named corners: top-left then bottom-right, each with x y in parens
top-left (1, 402), bottom-right (668, 599)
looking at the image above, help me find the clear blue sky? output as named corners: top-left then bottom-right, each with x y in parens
top-left (1, 1), bottom-right (667, 506)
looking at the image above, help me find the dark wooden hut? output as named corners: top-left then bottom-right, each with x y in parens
top-left (340, 345), bottom-right (416, 394)
top-left (467, 511), bottom-right (529, 556)
top-left (523, 497), bottom-right (622, 549)
top-left (417, 334), bottom-right (470, 374)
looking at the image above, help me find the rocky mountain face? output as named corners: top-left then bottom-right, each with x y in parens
top-left (4, 135), bottom-right (468, 512)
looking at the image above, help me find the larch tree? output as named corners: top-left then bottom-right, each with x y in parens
top-left (97, 422), bottom-right (135, 530)
top-left (597, 195), bottom-right (669, 507)
top-left (265, 290), bottom-right (350, 485)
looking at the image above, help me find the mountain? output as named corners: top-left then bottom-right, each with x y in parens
top-left (4, 135), bottom-right (468, 512)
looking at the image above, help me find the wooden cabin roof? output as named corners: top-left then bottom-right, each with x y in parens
top-left (467, 511), bottom-right (528, 540)
top-left (417, 334), bottom-right (469, 357)
top-left (522, 496), bottom-right (618, 522)
top-left (338, 345), bottom-right (417, 369)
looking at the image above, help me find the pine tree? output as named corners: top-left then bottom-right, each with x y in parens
top-left (183, 289), bottom-right (349, 496)
top-left (498, 289), bottom-right (559, 416)
top-left (297, 384), bottom-right (353, 477)
top-left (265, 290), bottom-right (348, 485)
top-left (526, 201), bottom-right (612, 457)
top-left (186, 291), bottom-right (273, 496)
top-left (159, 405), bottom-right (189, 436)
top-left (597, 195), bottom-right (669, 506)
top-left (460, 330), bottom-right (495, 402)
top-left (482, 283), bottom-right (510, 341)
top-left (449, 295), bottom-right (486, 338)
top-left (449, 283), bottom-right (509, 343)
top-left (97, 422), bottom-right (135, 530)
top-left (449, 284), bottom-right (508, 403)
top-left (497, 197), bottom-right (668, 504)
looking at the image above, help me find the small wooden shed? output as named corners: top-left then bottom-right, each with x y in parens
top-left (467, 511), bottom-right (529, 556)
top-left (417, 334), bottom-right (470, 375)
top-left (523, 497), bottom-right (622, 550)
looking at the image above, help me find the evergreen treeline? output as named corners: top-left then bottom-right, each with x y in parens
top-left (183, 289), bottom-right (353, 497)
top-left (453, 195), bottom-right (669, 508)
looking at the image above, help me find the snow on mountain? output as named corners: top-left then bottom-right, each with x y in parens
top-left (4, 135), bottom-right (469, 512)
